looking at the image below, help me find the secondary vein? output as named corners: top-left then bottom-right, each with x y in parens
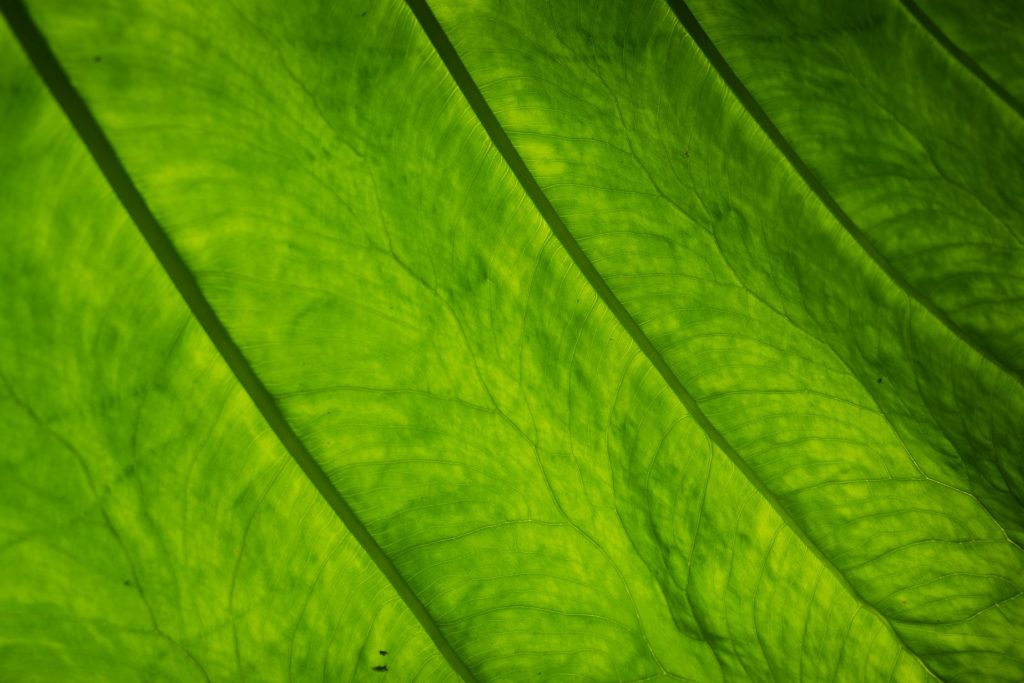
top-left (665, 0), bottom-right (1022, 387)
top-left (0, 2), bottom-right (476, 680)
top-left (406, 0), bottom-right (942, 678)
top-left (897, 0), bottom-right (1024, 119)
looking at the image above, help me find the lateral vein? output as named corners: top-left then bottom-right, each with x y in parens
top-left (897, 0), bottom-right (1024, 119)
top-left (406, 0), bottom-right (943, 678)
top-left (0, 2), bottom-right (476, 680)
top-left (665, 0), bottom-right (1022, 387)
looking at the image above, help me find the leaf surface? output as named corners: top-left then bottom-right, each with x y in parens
top-left (1, 0), bottom-right (1022, 681)
top-left (0, 23), bottom-right (456, 682)
top-left (902, 0), bottom-right (1024, 109)
top-left (682, 0), bottom-right (1024, 373)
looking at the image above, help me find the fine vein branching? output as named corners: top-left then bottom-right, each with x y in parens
top-left (406, 0), bottom-right (943, 678)
top-left (665, 0), bottom-right (1021, 387)
top-left (0, 2), bottom-right (476, 680)
top-left (898, 0), bottom-right (1024, 119)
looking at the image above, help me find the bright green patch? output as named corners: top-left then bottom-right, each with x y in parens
top-left (2, 0), bottom-right (1022, 680)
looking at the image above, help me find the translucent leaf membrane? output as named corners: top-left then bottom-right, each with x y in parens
top-left (426, 1), bottom-right (1024, 679)
top-left (907, 0), bottom-right (1024, 106)
top-left (684, 0), bottom-right (1024, 374)
top-left (2, 0), bottom-right (1021, 680)
top-left (0, 24), bottom-right (455, 683)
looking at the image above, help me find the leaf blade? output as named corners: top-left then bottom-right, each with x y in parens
top-left (2, 0), bottom-right (1021, 680)
top-left (0, 19), bottom-right (457, 681)
top-left (425, 0), bottom-right (1024, 678)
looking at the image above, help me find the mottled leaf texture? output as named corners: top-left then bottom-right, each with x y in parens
top-left (1, 0), bottom-right (1021, 681)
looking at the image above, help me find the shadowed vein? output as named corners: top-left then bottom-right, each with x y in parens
top-left (406, 0), bottom-right (943, 678)
top-left (0, 2), bottom-right (475, 680)
top-left (896, 0), bottom-right (1024, 119)
top-left (664, 0), bottom-right (1022, 386)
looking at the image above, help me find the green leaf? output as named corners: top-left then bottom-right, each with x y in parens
top-left (1, 0), bottom-right (1021, 681)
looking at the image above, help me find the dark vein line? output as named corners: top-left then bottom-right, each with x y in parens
top-left (897, 0), bottom-right (1024, 119)
top-left (406, 0), bottom-right (943, 679)
top-left (663, 0), bottom-right (1021, 387)
top-left (0, 3), bottom-right (476, 680)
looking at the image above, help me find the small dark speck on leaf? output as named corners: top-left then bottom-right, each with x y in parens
top-left (361, 11), bottom-right (367, 17)
top-left (877, 377), bottom-right (883, 383)
top-left (94, 55), bottom-right (102, 63)
top-left (379, 650), bottom-right (388, 656)
top-left (372, 664), bottom-right (388, 672)
top-left (123, 579), bottom-right (131, 586)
